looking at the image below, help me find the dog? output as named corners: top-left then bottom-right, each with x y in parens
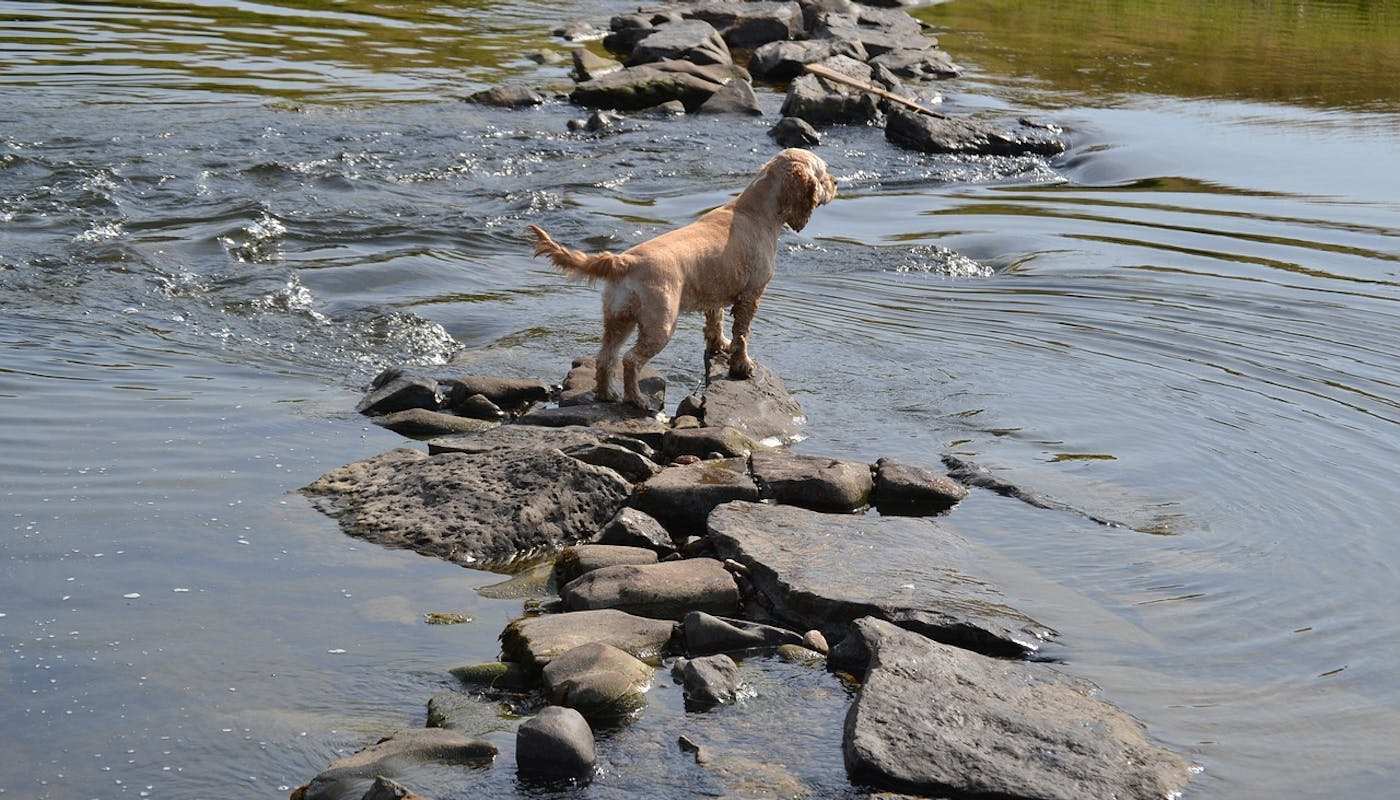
top-left (527, 148), bottom-right (837, 409)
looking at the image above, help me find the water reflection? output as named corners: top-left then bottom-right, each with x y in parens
top-left (922, 0), bottom-right (1400, 112)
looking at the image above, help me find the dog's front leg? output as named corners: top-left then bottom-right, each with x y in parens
top-left (727, 294), bottom-right (761, 379)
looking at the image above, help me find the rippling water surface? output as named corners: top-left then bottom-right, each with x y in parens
top-left (2, 1), bottom-right (1397, 798)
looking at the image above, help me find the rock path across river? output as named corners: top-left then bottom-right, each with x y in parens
top-left (293, 350), bottom-right (1192, 799)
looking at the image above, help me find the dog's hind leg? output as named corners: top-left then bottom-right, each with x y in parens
top-left (727, 293), bottom-right (761, 379)
top-left (595, 314), bottom-right (635, 403)
top-left (622, 313), bottom-right (676, 410)
top-left (703, 308), bottom-right (731, 362)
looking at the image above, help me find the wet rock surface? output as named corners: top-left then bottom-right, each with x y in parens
top-left (698, 355), bottom-right (805, 443)
top-left (516, 706), bottom-right (597, 781)
top-left (707, 501), bottom-right (1054, 658)
top-left (302, 447), bottom-right (633, 568)
top-left (841, 618), bottom-right (1192, 800)
top-left (671, 653), bottom-right (744, 710)
top-left (541, 642), bottom-right (654, 720)
top-left (293, 728), bottom-right (497, 800)
top-left (499, 608), bottom-right (678, 670)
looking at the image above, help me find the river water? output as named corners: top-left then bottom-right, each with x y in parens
top-left (1, 1), bottom-right (1396, 798)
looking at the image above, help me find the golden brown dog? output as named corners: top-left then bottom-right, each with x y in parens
top-left (527, 148), bottom-right (837, 409)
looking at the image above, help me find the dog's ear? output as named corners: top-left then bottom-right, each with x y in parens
top-left (779, 159), bottom-right (822, 232)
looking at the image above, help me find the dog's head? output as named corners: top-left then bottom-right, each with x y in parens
top-left (760, 148), bottom-right (838, 232)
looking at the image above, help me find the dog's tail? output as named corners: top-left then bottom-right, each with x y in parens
top-left (527, 225), bottom-right (630, 282)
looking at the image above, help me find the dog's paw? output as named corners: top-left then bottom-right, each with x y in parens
top-left (595, 386), bottom-right (620, 403)
top-left (728, 356), bottom-right (756, 379)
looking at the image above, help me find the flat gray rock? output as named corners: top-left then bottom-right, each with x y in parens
top-left (631, 458), bottom-right (759, 534)
top-left (707, 501), bottom-right (1054, 658)
top-left (500, 609), bottom-right (679, 670)
top-left (443, 375), bottom-right (549, 414)
top-left (886, 107), bottom-right (1067, 157)
top-left (661, 426), bottom-right (757, 461)
top-left (560, 558), bottom-right (740, 620)
top-left (750, 449), bottom-right (873, 511)
top-left (370, 408), bottom-right (498, 438)
top-left (427, 424), bottom-right (613, 456)
top-left (842, 618), bottom-right (1192, 800)
top-left (302, 447), bottom-right (633, 568)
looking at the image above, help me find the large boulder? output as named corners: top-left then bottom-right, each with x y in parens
top-left (541, 642), bottom-right (655, 720)
top-left (885, 107), bottom-right (1067, 157)
top-left (707, 501), bottom-right (1054, 658)
top-left (698, 354), bottom-right (804, 444)
top-left (842, 618), bottom-right (1193, 800)
top-left (301, 447), bottom-right (633, 568)
top-left (631, 458), bottom-right (759, 535)
top-left (560, 558), bottom-right (741, 620)
top-left (295, 728), bottom-right (497, 800)
top-left (500, 609), bottom-right (679, 670)
top-left (750, 449), bottom-right (873, 511)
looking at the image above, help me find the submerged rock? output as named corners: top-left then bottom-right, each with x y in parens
top-left (294, 728), bottom-right (497, 800)
top-left (842, 618), bottom-right (1192, 800)
top-left (707, 501), bottom-right (1054, 657)
top-left (697, 78), bottom-right (764, 116)
top-left (301, 447), bottom-right (632, 568)
top-left (768, 115), bottom-right (821, 147)
top-left (467, 86), bottom-right (545, 108)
